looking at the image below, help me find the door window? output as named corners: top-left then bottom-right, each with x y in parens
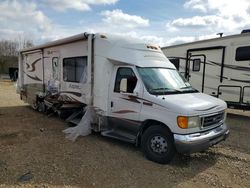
top-left (114, 67), bottom-right (137, 93)
top-left (192, 59), bottom-right (201, 71)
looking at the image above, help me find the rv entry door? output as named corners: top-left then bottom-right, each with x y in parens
top-left (44, 50), bottom-right (60, 93)
top-left (187, 55), bottom-right (206, 92)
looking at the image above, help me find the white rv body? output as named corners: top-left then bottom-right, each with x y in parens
top-left (18, 33), bottom-right (229, 164)
top-left (162, 32), bottom-right (250, 110)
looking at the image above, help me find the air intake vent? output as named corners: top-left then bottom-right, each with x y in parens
top-left (241, 29), bottom-right (250, 34)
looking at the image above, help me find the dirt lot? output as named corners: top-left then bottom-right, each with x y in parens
top-left (0, 80), bottom-right (249, 188)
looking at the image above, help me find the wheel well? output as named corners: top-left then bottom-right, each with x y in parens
top-left (136, 120), bottom-right (172, 147)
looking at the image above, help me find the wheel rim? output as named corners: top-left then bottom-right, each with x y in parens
top-left (150, 135), bottom-right (168, 154)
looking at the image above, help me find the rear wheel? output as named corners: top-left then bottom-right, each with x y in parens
top-left (141, 125), bottom-right (176, 164)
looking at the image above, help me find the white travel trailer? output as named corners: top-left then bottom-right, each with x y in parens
top-left (162, 31), bottom-right (250, 110)
top-left (18, 33), bottom-right (229, 164)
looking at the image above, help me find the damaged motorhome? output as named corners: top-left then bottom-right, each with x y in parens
top-left (18, 33), bottom-right (229, 164)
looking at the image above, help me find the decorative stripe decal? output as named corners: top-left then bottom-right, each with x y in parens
top-left (230, 78), bottom-right (250, 83)
top-left (121, 96), bottom-right (141, 103)
top-left (26, 63), bottom-right (30, 70)
top-left (119, 95), bottom-right (167, 108)
top-left (167, 56), bottom-right (250, 84)
top-left (27, 58), bottom-right (41, 72)
top-left (143, 102), bottom-right (153, 106)
top-left (135, 96), bottom-right (167, 108)
top-left (215, 75), bottom-right (250, 84)
top-left (209, 60), bottom-right (250, 72)
top-left (168, 56), bottom-right (250, 72)
top-left (23, 71), bottom-right (42, 81)
top-left (113, 110), bottom-right (137, 114)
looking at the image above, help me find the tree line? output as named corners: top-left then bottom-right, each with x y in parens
top-left (0, 37), bottom-right (33, 57)
top-left (0, 36), bottom-right (33, 74)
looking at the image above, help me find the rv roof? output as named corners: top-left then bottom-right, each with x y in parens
top-left (162, 32), bottom-right (250, 49)
top-left (20, 32), bottom-right (149, 53)
top-left (20, 33), bottom-right (91, 53)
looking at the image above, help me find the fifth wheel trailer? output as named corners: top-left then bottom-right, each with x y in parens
top-left (18, 33), bottom-right (229, 164)
top-left (162, 31), bottom-right (250, 110)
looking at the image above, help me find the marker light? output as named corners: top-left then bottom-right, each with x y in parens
top-left (177, 116), bottom-right (188, 129)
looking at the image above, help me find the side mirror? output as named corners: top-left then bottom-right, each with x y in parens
top-left (120, 78), bottom-right (127, 93)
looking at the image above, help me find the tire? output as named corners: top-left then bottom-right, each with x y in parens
top-left (37, 101), bottom-right (46, 113)
top-left (32, 102), bottom-right (39, 111)
top-left (141, 125), bottom-right (176, 164)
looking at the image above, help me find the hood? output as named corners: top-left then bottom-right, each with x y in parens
top-left (153, 92), bottom-right (227, 116)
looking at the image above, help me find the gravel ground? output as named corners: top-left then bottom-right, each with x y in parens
top-left (0, 80), bottom-right (249, 188)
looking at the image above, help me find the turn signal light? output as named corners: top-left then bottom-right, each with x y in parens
top-left (177, 116), bottom-right (188, 129)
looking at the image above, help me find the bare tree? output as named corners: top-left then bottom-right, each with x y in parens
top-left (0, 40), bottom-right (18, 56)
top-left (0, 35), bottom-right (33, 57)
top-left (16, 34), bottom-right (34, 51)
top-left (0, 35), bottom-right (33, 74)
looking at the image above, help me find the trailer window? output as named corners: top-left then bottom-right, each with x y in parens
top-left (63, 57), bottom-right (87, 83)
top-left (114, 68), bottom-right (137, 93)
top-left (192, 59), bottom-right (201, 71)
top-left (235, 46), bottom-right (250, 61)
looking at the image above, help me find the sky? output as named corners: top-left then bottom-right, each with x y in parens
top-left (1, 0), bottom-right (250, 47)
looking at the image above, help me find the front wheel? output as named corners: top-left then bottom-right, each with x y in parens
top-left (141, 125), bottom-right (176, 164)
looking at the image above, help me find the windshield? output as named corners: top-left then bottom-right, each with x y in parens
top-left (137, 67), bottom-right (198, 95)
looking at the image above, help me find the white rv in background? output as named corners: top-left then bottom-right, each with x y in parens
top-left (162, 30), bottom-right (250, 110)
top-left (18, 33), bottom-right (229, 164)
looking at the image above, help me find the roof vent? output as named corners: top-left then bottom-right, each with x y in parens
top-left (241, 29), bottom-right (250, 34)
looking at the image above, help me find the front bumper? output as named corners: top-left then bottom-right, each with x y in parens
top-left (174, 123), bottom-right (229, 154)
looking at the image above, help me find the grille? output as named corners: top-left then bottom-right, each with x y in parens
top-left (202, 112), bottom-right (224, 128)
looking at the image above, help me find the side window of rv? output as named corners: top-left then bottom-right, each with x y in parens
top-left (114, 67), bottom-right (137, 93)
top-left (192, 59), bottom-right (201, 71)
top-left (169, 58), bottom-right (180, 70)
top-left (63, 57), bottom-right (87, 83)
top-left (235, 46), bottom-right (250, 61)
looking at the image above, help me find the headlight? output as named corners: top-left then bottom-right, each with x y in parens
top-left (177, 116), bottom-right (201, 129)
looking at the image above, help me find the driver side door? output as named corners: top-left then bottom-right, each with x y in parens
top-left (108, 66), bottom-right (143, 139)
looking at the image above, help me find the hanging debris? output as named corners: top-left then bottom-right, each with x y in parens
top-left (63, 106), bottom-right (96, 141)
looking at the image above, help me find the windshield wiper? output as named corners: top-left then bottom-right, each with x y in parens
top-left (180, 86), bottom-right (192, 89)
top-left (180, 86), bottom-right (198, 93)
top-left (152, 87), bottom-right (169, 91)
top-left (151, 87), bottom-right (182, 93)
